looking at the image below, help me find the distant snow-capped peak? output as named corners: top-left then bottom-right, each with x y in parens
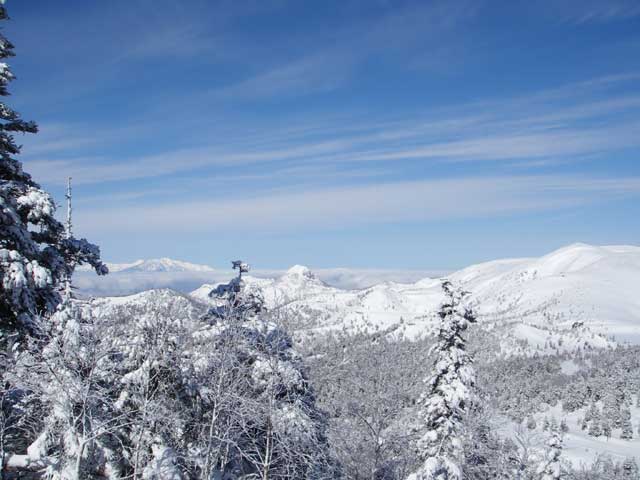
top-left (79, 258), bottom-right (216, 274)
top-left (283, 265), bottom-right (316, 280)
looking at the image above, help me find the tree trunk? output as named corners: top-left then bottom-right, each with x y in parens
top-left (75, 440), bottom-right (86, 480)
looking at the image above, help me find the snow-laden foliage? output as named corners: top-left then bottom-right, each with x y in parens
top-left (306, 322), bottom-right (430, 480)
top-left (202, 274), bottom-right (337, 479)
top-left (0, 5), bottom-right (106, 337)
top-left (38, 300), bottom-right (123, 479)
top-left (408, 281), bottom-right (476, 480)
top-left (1, 279), bottom-right (336, 478)
top-left (537, 429), bottom-right (563, 480)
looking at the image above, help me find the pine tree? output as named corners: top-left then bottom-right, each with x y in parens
top-left (408, 280), bottom-right (477, 480)
top-left (537, 429), bottom-right (563, 480)
top-left (621, 457), bottom-right (639, 480)
top-left (584, 401), bottom-right (596, 424)
top-left (602, 418), bottom-right (612, 439)
top-left (201, 262), bottom-right (336, 479)
top-left (620, 406), bottom-right (633, 440)
top-left (580, 416), bottom-right (588, 431)
top-left (588, 407), bottom-right (602, 437)
top-left (560, 418), bottom-right (569, 433)
top-left (602, 391), bottom-right (619, 431)
top-left (0, 4), bottom-right (106, 338)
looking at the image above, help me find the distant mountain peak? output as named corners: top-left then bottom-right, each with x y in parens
top-left (285, 265), bottom-right (315, 278)
top-left (106, 258), bottom-right (216, 274)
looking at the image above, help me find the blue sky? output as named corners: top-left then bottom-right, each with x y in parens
top-left (6, 0), bottom-right (640, 270)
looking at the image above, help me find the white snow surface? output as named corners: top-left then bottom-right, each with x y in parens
top-left (191, 243), bottom-right (640, 348)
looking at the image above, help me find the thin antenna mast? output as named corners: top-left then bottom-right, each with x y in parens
top-left (65, 176), bottom-right (73, 238)
top-left (64, 177), bottom-right (73, 299)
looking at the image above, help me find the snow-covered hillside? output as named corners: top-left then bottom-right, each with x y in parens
top-left (452, 243), bottom-right (640, 344)
top-left (189, 243), bottom-right (640, 350)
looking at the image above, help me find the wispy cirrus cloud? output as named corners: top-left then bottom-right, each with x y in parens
top-left (74, 174), bottom-right (640, 235)
top-left (208, 0), bottom-right (479, 101)
top-left (560, 0), bottom-right (640, 24)
top-left (23, 73), bottom-right (640, 191)
top-left (212, 52), bottom-right (358, 101)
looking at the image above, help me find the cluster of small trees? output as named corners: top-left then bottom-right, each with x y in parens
top-left (479, 345), bottom-right (640, 429)
top-left (581, 393), bottom-right (635, 440)
top-left (306, 322), bottom-right (428, 480)
top-left (2, 276), bottom-right (338, 478)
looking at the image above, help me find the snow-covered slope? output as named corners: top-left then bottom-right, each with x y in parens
top-left (188, 243), bottom-right (640, 350)
top-left (453, 243), bottom-right (640, 344)
top-left (90, 288), bottom-right (207, 324)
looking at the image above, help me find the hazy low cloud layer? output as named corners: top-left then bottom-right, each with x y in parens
top-left (74, 267), bottom-right (447, 297)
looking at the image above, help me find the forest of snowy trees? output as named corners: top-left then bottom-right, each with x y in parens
top-left (1, 5), bottom-right (639, 479)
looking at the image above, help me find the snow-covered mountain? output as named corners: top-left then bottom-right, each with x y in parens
top-left (78, 243), bottom-right (640, 351)
top-left (74, 258), bottom-right (219, 296)
top-left (104, 258), bottom-right (216, 273)
top-left (76, 261), bottom-right (440, 296)
top-left (189, 243), bottom-right (640, 351)
top-left (452, 243), bottom-right (640, 342)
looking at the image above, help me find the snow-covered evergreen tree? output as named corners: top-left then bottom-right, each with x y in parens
top-left (620, 405), bottom-right (633, 440)
top-left (602, 418), bottom-right (612, 439)
top-left (0, 5), bottom-right (106, 338)
top-left (588, 407), bottom-right (602, 437)
top-left (621, 457), bottom-right (639, 480)
top-left (602, 391), bottom-right (619, 431)
top-left (560, 418), bottom-right (568, 434)
top-left (201, 263), bottom-right (336, 479)
top-left (537, 429), bottom-right (563, 480)
top-left (408, 280), bottom-right (477, 480)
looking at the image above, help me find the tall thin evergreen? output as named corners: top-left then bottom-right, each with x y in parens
top-left (408, 280), bottom-right (476, 480)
